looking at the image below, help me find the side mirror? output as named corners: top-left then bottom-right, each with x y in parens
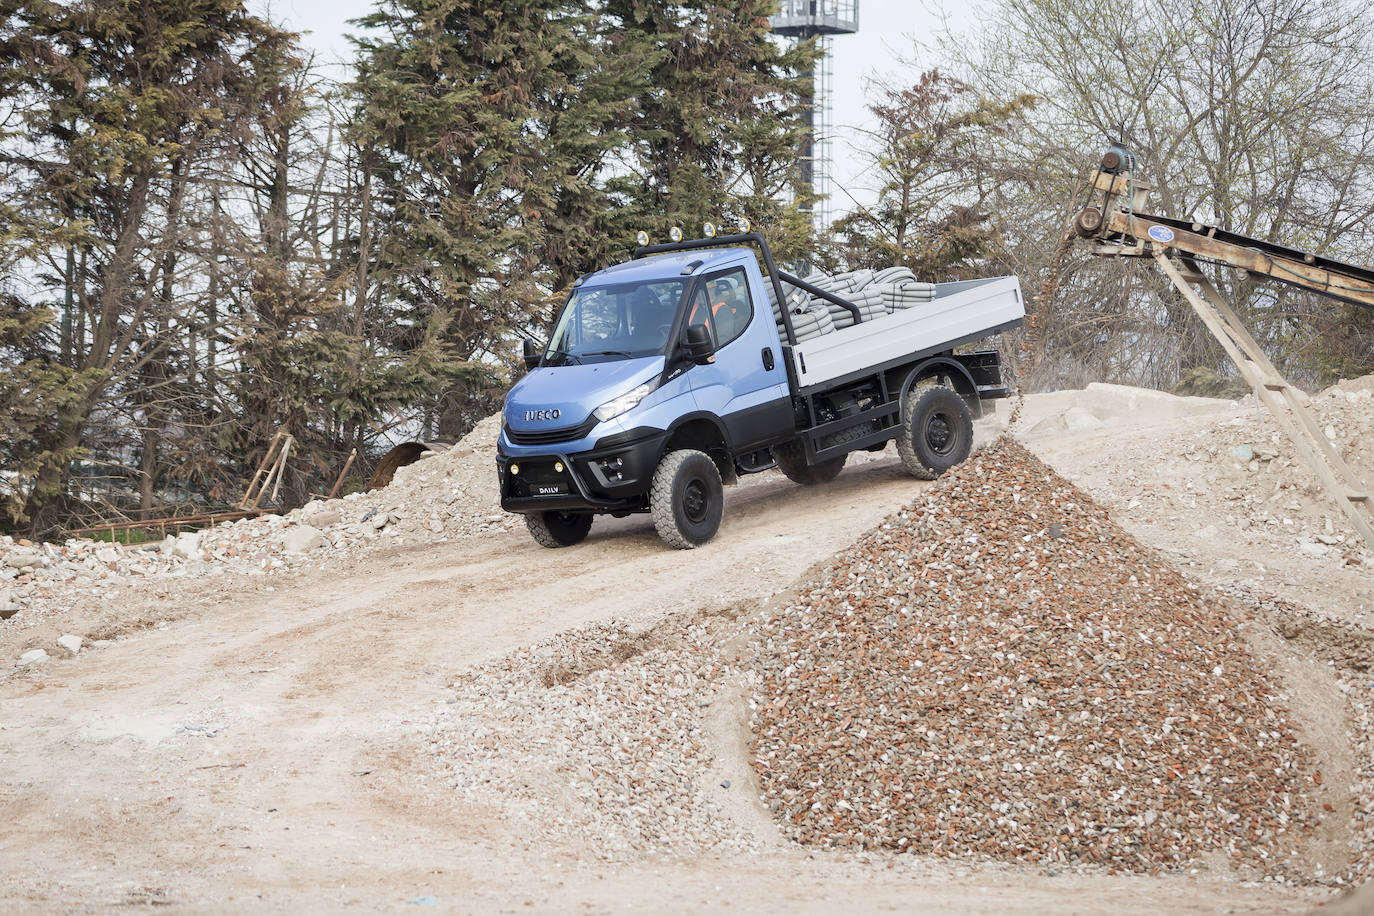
top-left (522, 338), bottom-right (542, 370)
top-left (685, 324), bottom-right (715, 364)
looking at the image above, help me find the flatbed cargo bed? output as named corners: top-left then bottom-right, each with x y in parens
top-left (789, 276), bottom-right (1024, 391)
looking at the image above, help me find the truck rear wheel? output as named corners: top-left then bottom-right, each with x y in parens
top-left (774, 442), bottom-right (844, 484)
top-left (650, 449), bottom-right (723, 549)
top-left (774, 420), bottom-right (872, 485)
top-left (898, 385), bottom-right (972, 480)
top-left (525, 510), bottom-right (593, 548)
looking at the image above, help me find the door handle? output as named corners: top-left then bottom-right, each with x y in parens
top-left (761, 347), bottom-right (775, 371)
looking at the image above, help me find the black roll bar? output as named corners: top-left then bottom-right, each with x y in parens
top-left (635, 232), bottom-right (801, 346)
top-left (633, 231), bottom-right (870, 342)
top-left (774, 270), bottom-right (863, 326)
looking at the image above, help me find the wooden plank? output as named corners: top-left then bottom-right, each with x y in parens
top-left (251, 435), bottom-right (292, 510)
top-left (328, 448), bottom-right (358, 499)
top-left (239, 429), bottom-right (285, 510)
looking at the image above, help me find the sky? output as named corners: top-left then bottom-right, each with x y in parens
top-left (254, 0), bottom-right (973, 218)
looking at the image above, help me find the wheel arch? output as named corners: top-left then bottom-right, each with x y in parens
top-left (663, 413), bottom-right (737, 485)
top-left (898, 356), bottom-right (982, 419)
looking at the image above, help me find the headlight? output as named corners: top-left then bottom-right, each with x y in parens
top-left (593, 381), bottom-right (657, 422)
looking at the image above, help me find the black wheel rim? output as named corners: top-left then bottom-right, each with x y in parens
top-left (924, 411), bottom-right (954, 455)
top-left (682, 478), bottom-right (708, 523)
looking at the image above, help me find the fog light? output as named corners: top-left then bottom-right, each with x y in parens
top-left (509, 463), bottom-right (520, 475)
top-left (554, 461), bottom-right (564, 473)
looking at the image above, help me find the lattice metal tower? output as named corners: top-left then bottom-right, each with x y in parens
top-left (771, 1), bottom-right (859, 233)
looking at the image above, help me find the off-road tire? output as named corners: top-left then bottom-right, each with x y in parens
top-left (650, 449), bottom-right (723, 549)
top-left (525, 510), bottom-right (593, 548)
top-left (773, 421), bottom-right (871, 485)
top-left (897, 385), bottom-right (973, 480)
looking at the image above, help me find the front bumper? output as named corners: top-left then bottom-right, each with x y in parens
top-left (497, 428), bottom-right (669, 514)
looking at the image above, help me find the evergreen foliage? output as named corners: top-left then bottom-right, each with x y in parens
top-left (603, 0), bottom-right (819, 261)
top-left (7, 0), bottom-right (1367, 537)
top-left (0, 1), bottom-right (818, 533)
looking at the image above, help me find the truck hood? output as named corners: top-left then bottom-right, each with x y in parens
top-left (504, 356), bottom-right (664, 431)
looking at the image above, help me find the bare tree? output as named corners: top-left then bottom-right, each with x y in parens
top-left (948, 0), bottom-right (1374, 390)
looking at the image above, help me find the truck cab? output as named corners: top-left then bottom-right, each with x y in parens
top-left (498, 232), bottom-right (1023, 549)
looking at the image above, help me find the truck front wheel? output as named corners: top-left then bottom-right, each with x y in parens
top-left (650, 449), bottom-right (723, 549)
top-left (525, 510), bottom-right (593, 548)
top-left (898, 385), bottom-right (972, 480)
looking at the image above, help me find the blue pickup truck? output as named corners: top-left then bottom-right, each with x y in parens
top-left (497, 231), bottom-right (1024, 549)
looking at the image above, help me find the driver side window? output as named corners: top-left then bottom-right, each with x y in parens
top-left (705, 269), bottom-right (753, 350)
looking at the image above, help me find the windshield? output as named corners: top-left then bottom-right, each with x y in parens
top-left (544, 278), bottom-right (686, 365)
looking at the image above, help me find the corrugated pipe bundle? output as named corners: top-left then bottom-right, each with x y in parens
top-left (764, 264), bottom-right (937, 341)
top-left (767, 283), bottom-right (834, 343)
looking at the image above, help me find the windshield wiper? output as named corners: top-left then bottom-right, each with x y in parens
top-left (581, 350), bottom-right (636, 358)
top-left (545, 348), bottom-right (582, 366)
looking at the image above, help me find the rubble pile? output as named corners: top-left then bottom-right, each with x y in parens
top-left (1218, 584), bottom-right (1374, 884)
top-left (425, 614), bottom-right (759, 860)
top-left (0, 414), bottom-right (508, 630)
top-left (751, 437), bottom-right (1322, 874)
top-left (1040, 376), bottom-right (1374, 563)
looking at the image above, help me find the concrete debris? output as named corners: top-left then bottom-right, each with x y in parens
top-left (4, 547), bottom-right (44, 570)
top-left (0, 412), bottom-right (510, 623)
top-left (428, 614), bottom-right (759, 861)
top-left (306, 509), bottom-right (342, 528)
top-left (281, 525), bottom-right (325, 554)
top-left (1007, 376), bottom-right (1374, 566)
top-left (172, 532), bottom-right (201, 559)
top-left (752, 438), bottom-right (1319, 875)
top-left (18, 648), bottom-right (48, 666)
top-left (56, 634), bottom-right (82, 655)
top-left (1062, 406), bottom-right (1104, 431)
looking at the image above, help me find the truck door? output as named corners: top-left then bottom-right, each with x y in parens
top-left (684, 267), bottom-right (793, 450)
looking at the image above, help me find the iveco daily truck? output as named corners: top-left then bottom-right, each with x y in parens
top-left (496, 231), bottom-right (1024, 549)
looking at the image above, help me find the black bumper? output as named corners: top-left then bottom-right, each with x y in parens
top-left (497, 428), bottom-right (669, 514)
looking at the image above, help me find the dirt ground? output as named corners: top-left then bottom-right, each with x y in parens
top-left (1, 391), bottom-right (1370, 913)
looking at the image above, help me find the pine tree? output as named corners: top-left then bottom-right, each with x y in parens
top-left (833, 70), bottom-right (1035, 279)
top-left (350, 0), bottom-right (615, 437)
top-left (603, 1), bottom-right (819, 260)
top-left (0, 0), bottom-right (291, 533)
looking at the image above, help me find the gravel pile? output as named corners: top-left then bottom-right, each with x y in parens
top-left (751, 437), bottom-right (1322, 874)
top-left (424, 613), bottom-right (760, 861)
top-left (1, 414), bottom-right (510, 642)
top-left (1219, 583), bottom-right (1374, 885)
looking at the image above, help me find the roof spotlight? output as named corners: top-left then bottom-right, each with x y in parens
top-left (736, 217), bottom-right (751, 234)
top-left (635, 230), bottom-right (649, 246)
top-left (669, 226), bottom-right (683, 242)
top-left (703, 221), bottom-right (716, 238)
